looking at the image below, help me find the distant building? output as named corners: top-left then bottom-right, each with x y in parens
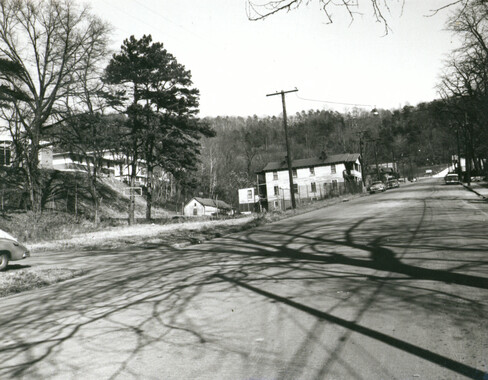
top-left (257, 152), bottom-right (362, 210)
top-left (237, 187), bottom-right (259, 213)
top-left (0, 123), bottom-right (151, 184)
top-left (183, 197), bottom-right (232, 217)
top-left (51, 151), bottom-right (150, 186)
top-left (0, 128), bottom-right (53, 169)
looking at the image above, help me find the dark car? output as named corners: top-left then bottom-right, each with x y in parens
top-left (368, 181), bottom-right (386, 194)
top-left (445, 173), bottom-right (460, 184)
top-left (386, 179), bottom-right (400, 189)
top-left (0, 229), bottom-right (30, 271)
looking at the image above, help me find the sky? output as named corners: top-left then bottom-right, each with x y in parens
top-left (84, 0), bottom-right (460, 118)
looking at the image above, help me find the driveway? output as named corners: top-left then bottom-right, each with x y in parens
top-left (1, 178), bottom-right (487, 379)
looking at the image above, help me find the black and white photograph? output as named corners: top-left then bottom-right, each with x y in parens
top-left (0, 0), bottom-right (487, 379)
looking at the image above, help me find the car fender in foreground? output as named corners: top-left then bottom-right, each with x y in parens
top-left (0, 236), bottom-right (30, 271)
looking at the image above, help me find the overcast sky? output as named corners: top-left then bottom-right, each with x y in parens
top-left (84, 0), bottom-right (459, 118)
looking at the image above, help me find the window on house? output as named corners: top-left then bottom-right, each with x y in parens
top-left (332, 180), bottom-right (338, 189)
top-left (331, 164), bottom-right (336, 174)
top-left (193, 208), bottom-right (198, 216)
top-left (310, 167), bottom-right (315, 176)
top-left (247, 189), bottom-right (253, 200)
top-left (293, 183), bottom-right (298, 193)
top-left (311, 182), bottom-right (316, 192)
top-left (0, 146), bottom-right (11, 166)
top-left (292, 168), bottom-right (297, 178)
top-left (273, 171), bottom-right (278, 180)
top-left (274, 186), bottom-right (279, 196)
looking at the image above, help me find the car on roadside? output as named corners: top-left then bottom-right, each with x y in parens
top-left (368, 181), bottom-right (386, 194)
top-left (444, 173), bottom-right (460, 185)
top-left (0, 229), bottom-right (30, 271)
top-left (386, 179), bottom-right (400, 189)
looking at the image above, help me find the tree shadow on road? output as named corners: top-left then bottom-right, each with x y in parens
top-left (1, 188), bottom-right (488, 379)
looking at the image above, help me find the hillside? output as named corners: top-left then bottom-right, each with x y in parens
top-left (0, 168), bottom-right (173, 242)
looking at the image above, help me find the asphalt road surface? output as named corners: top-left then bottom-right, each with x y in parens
top-left (1, 178), bottom-right (487, 379)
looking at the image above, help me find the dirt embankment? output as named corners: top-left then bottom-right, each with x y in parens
top-left (27, 216), bottom-right (256, 252)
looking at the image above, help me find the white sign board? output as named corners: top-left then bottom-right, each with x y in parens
top-left (238, 187), bottom-right (255, 204)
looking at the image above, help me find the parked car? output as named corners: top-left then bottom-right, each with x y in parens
top-left (386, 179), bottom-right (400, 189)
top-left (444, 173), bottom-right (460, 185)
top-left (0, 229), bottom-right (30, 271)
top-left (368, 181), bottom-right (386, 194)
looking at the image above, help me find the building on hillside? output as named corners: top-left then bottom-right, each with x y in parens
top-left (257, 152), bottom-right (362, 211)
top-left (0, 126), bottom-right (151, 186)
top-left (1, 128), bottom-right (53, 169)
top-left (51, 151), bottom-right (150, 186)
top-left (0, 133), bottom-right (11, 167)
top-left (183, 197), bottom-right (232, 217)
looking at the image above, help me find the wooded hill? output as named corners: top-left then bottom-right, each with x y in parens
top-left (190, 99), bottom-right (478, 206)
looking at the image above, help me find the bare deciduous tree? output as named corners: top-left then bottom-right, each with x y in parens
top-left (0, 0), bottom-right (110, 213)
top-left (438, 0), bottom-right (488, 177)
top-left (246, 0), bottom-right (474, 35)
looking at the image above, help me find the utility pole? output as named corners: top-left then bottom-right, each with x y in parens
top-left (456, 128), bottom-right (462, 179)
top-left (464, 112), bottom-right (472, 186)
top-left (355, 129), bottom-right (366, 186)
top-left (367, 138), bottom-right (380, 181)
top-left (267, 88), bottom-right (298, 209)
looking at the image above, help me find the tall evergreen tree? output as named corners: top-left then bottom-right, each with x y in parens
top-left (103, 35), bottom-right (213, 223)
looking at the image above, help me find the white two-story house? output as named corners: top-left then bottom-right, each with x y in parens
top-left (258, 153), bottom-right (362, 210)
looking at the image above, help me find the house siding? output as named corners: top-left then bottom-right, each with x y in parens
top-left (183, 199), bottom-right (218, 216)
top-left (264, 158), bottom-right (362, 210)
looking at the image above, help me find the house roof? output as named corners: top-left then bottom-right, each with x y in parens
top-left (193, 197), bottom-right (232, 210)
top-left (261, 153), bottom-right (360, 172)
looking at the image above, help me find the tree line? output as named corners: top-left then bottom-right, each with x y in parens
top-left (190, 101), bottom-right (460, 206)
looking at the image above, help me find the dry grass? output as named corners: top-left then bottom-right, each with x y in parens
top-left (28, 216), bottom-right (256, 252)
top-left (0, 268), bottom-right (84, 298)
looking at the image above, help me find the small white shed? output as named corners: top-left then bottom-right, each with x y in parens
top-left (183, 197), bottom-right (232, 217)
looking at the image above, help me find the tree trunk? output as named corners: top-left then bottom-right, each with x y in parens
top-left (146, 166), bottom-right (153, 221)
top-left (128, 161), bottom-right (137, 225)
top-left (25, 150), bottom-right (41, 214)
top-left (90, 177), bottom-right (100, 227)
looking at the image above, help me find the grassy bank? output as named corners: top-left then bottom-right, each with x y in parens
top-left (0, 268), bottom-right (84, 298)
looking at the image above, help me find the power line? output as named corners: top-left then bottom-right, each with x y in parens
top-left (131, 0), bottom-right (202, 39)
top-left (295, 93), bottom-right (375, 108)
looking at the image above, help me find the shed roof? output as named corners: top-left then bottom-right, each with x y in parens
top-left (261, 153), bottom-right (360, 172)
top-left (192, 197), bottom-right (232, 210)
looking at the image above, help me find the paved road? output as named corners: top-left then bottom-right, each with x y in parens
top-left (1, 179), bottom-right (487, 379)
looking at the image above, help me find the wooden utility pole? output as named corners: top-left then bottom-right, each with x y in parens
top-left (267, 88), bottom-right (298, 209)
top-left (367, 138), bottom-right (380, 181)
top-left (355, 129), bottom-right (366, 186)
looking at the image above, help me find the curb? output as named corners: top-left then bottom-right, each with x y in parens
top-left (462, 183), bottom-right (487, 200)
